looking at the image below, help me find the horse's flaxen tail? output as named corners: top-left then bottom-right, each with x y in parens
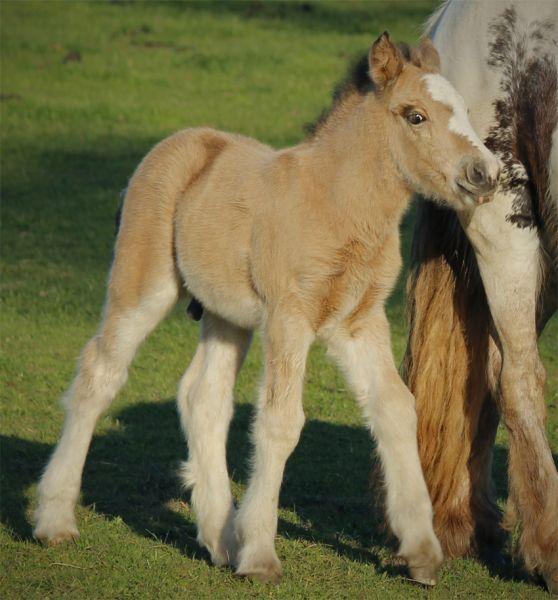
top-left (402, 199), bottom-right (505, 558)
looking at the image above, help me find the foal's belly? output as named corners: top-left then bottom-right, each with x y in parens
top-left (174, 186), bottom-right (264, 330)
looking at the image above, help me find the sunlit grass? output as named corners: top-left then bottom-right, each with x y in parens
top-left (1, 2), bottom-right (556, 598)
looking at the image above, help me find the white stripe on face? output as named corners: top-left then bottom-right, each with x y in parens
top-left (422, 73), bottom-right (488, 154)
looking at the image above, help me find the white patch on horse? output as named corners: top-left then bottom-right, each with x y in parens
top-left (423, 73), bottom-right (487, 153)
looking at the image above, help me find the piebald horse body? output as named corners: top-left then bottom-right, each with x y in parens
top-left (405, 0), bottom-right (558, 593)
top-left (34, 34), bottom-right (499, 585)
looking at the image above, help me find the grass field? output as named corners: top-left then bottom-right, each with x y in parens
top-left (1, 1), bottom-right (557, 598)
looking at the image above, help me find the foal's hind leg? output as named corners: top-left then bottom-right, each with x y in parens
top-left (34, 202), bottom-right (180, 545)
top-left (177, 313), bottom-right (251, 567)
top-left (327, 308), bottom-right (443, 585)
top-left (34, 276), bottom-right (179, 544)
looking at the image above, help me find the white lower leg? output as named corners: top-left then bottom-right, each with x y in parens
top-left (35, 282), bottom-right (177, 543)
top-left (371, 388), bottom-right (442, 575)
top-left (235, 402), bottom-right (305, 581)
top-left (34, 336), bottom-right (128, 543)
top-left (235, 315), bottom-right (311, 582)
top-left (327, 316), bottom-right (442, 583)
top-left (178, 315), bottom-right (250, 566)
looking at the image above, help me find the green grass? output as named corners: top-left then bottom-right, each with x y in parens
top-left (1, 1), bottom-right (556, 598)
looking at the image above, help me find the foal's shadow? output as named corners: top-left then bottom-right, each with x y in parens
top-left (2, 399), bottom-right (553, 584)
top-left (1, 400), bottom-right (388, 570)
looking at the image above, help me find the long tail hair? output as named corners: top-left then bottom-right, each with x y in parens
top-left (403, 199), bottom-right (503, 556)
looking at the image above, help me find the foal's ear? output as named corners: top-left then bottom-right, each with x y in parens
top-left (416, 38), bottom-right (441, 72)
top-left (369, 31), bottom-right (404, 89)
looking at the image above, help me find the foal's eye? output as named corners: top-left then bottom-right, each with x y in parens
top-left (406, 112), bottom-right (426, 125)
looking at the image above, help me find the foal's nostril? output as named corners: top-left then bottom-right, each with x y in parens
top-left (466, 160), bottom-right (488, 188)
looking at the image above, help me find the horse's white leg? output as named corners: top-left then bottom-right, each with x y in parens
top-left (327, 309), bottom-right (443, 585)
top-left (461, 191), bottom-right (558, 593)
top-left (235, 312), bottom-right (313, 583)
top-left (34, 276), bottom-right (179, 544)
top-left (177, 313), bottom-right (251, 567)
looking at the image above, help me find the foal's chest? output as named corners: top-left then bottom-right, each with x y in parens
top-left (314, 235), bottom-right (395, 330)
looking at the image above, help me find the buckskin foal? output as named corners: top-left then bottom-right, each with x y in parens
top-left (34, 33), bottom-right (500, 585)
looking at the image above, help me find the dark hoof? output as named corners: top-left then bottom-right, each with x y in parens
top-left (479, 546), bottom-right (507, 568)
top-left (542, 568), bottom-right (558, 596)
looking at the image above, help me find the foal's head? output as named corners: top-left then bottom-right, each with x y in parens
top-left (369, 32), bottom-right (501, 209)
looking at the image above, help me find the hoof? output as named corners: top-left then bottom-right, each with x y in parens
top-left (542, 568), bottom-right (558, 596)
top-left (408, 563), bottom-right (439, 587)
top-left (34, 505), bottom-right (79, 545)
top-left (236, 550), bottom-right (283, 584)
top-left (199, 515), bottom-right (238, 568)
top-left (236, 563), bottom-right (283, 584)
top-left (210, 548), bottom-right (235, 568)
top-left (403, 536), bottom-right (443, 587)
top-left (34, 522), bottom-right (80, 545)
top-left (479, 546), bottom-right (507, 569)
top-left (207, 536), bottom-right (238, 568)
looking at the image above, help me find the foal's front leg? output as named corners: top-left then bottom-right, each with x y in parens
top-left (235, 311), bottom-right (313, 583)
top-left (327, 309), bottom-right (443, 585)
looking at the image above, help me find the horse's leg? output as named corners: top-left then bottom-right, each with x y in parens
top-left (34, 275), bottom-right (179, 543)
top-left (235, 311), bottom-right (313, 583)
top-left (468, 389), bottom-right (505, 554)
top-left (34, 166), bottom-right (182, 543)
top-left (177, 313), bottom-right (251, 567)
top-left (327, 308), bottom-right (443, 585)
top-left (462, 193), bottom-right (558, 593)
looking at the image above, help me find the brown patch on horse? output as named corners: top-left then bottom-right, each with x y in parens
top-left (485, 5), bottom-right (558, 266)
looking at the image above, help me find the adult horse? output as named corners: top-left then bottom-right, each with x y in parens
top-left (404, 0), bottom-right (558, 592)
top-left (33, 32), bottom-right (500, 585)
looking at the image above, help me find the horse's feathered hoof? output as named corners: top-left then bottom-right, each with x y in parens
top-left (542, 568), bottom-right (558, 596)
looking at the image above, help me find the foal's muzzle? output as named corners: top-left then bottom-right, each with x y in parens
top-left (456, 156), bottom-right (501, 199)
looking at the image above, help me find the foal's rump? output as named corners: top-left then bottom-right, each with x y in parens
top-left (173, 129), bottom-right (273, 329)
top-left (114, 127), bottom-right (270, 327)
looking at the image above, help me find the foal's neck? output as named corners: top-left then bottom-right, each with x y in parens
top-left (309, 94), bottom-right (412, 230)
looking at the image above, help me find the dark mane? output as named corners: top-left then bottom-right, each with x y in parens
top-left (304, 41), bottom-right (414, 138)
top-left (304, 51), bottom-right (371, 137)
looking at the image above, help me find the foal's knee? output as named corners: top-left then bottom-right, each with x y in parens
top-left (255, 401), bottom-right (305, 457)
top-left (64, 336), bottom-right (127, 415)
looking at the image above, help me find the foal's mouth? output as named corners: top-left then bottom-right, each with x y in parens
top-left (455, 179), bottom-right (493, 205)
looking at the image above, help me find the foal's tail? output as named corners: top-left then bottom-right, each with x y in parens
top-left (110, 128), bottom-right (225, 313)
top-left (403, 200), bottom-right (503, 557)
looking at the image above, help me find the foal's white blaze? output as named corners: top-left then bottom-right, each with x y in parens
top-left (423, 73), bottom-right (499, 175)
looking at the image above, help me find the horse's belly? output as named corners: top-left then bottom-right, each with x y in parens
top-left (175, 190), bottom-right (263, 330)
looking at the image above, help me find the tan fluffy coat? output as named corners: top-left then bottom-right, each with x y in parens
top-left (34, 33), bottom-right (500, 585)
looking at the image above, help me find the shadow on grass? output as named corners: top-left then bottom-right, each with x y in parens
top-left (3, 399), bottom-right (554, 587)
top-left (0, 401), bottom-right (386, 570)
